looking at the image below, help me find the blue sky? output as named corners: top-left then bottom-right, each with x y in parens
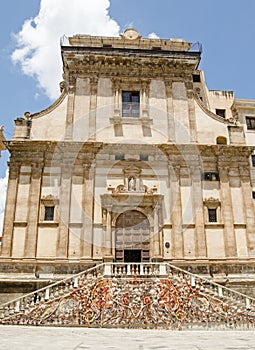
top-left (0, 0), bottom-right (255, 233)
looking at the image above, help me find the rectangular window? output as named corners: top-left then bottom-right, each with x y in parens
top-left (252, 191), bottom-right (255, 199)
top-left (252, 155), bottom-right (255, 167)
top-left (193, 74), bottom-right (201, 82)
top-left (44, 206), bottom-right (54, 221)
top-left (202, 172), bottom-right (220, 181)
top-left (140, 154), bottom-right (148, 161)
top-left (115, 154), bottom-right (124, 161)
top-left (208, 208), bottom-right (217, 222)
top-left (122, 91), bottom-right (140, 118)
top-left (215, 109), bottom-right (226, 118)
top-left (246, 117), bottom-right (255, 130)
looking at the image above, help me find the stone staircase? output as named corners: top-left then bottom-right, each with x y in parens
top-left (0, 263), bottom-right (255, 330)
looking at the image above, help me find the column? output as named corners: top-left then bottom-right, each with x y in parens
top-left (65, 82), bottom-right (75, 140)
top-left (219, 166), bottom-right (236, 257)
top-left (152, 204), bottom-right (160, 260)
top-left (112, 78), bottom-right (121, 116)
top-left (88, 77), bottom-right (98, 140)
top-left (24, 162), bottom-right (43, 258)
top-left (1, 162), bottom-right (20, 257)
top-left (81, 162), bottom-right (95, 259)
top-left (190, 165), bottom-right (207, 257)
top-left (165, 79), bottom-right (176, 142)
top-left (104, 206), bottom-right (112, 257)
top-left (186, 85), bottom-right (198, 143)
top-left (56, 161), bottom-right (72, 258)
top-left (239, 166), bottom-right (255, 252)
top-left (169, 164), bottom-right (184, 258)
top-left (141, 80), bottom-right (150, 117)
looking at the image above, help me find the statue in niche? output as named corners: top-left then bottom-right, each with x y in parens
top-left (128, 177), bottom-right (136, 191)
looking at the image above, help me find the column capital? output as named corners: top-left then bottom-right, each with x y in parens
top-left (90, 76), bottom-right (98, 95)
top-left (8, 161), bottom-right (21, 179)
top-left (238, 165), bottom-right (250, 178)
top-left (31, 162), bottom-right (44, 179)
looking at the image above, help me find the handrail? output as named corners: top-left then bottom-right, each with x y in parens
top-left (0, 261), bottom-right (254, 313)
top-left (0, 263), bottom-right (104, 308)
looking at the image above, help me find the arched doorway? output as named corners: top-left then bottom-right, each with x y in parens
top-left (115, 210), bottom-right (150, 262)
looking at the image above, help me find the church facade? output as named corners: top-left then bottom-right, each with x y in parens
top-left (1, 29), bottom-right (255, 292)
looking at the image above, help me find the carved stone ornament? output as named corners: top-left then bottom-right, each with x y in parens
top-left (121, 28), bottom-right (141, 40)
top-left (107, 183), bottom-right (157, 194)
top-left (203, 197), bottom-right (220, 209)
top-left (41, 194), bottom-right (59, 204)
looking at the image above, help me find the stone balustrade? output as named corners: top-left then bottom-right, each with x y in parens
top-left (0, 262), bottom-right (254, 329)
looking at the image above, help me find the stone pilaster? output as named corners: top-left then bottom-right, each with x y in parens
top-left (186, 86), bottom-right (198, 143)
top-left (81, 162), bottom-right (95, 259)
top-left (169, 164), bottom-right (183, 258)
top-left (1, 162), bottom-right (20, 257)
top-left (190, 165), bottom-right (207, 257)
top-left (24, 162), bottom-right (43, 258)
top-left (152, 204), bottom-right (160, 259)
top-left (104, 206), bottom-right (112, 257)
top-left (111, 78), bottom-right (121, 116)
top-left (239, 166), bottom-right (255, 252)
top-left (219, 166), bottom-right (237, 257)
top-left (65, 82), bottom-right (75, 140)
top-left (56, 161), bottom-right (72, 258)
top-left (165, 79), bottom-right (176, 142)
top-left (141, 80), bottom-right (150, 117)
top-left (88, 77), bottom-right (98, 140)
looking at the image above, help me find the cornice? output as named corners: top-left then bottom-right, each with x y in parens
top-left (63, 52), bottom-right (199, 79)
top-left (194, 94), bottom-right (238, 125)
top-left (30, 88), bottom-right (68, 120)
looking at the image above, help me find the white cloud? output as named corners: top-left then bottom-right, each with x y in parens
top-left (148, 32), bottom-right (160, 39)
top-left (0, 169), bottom-right (8, 237)
top-left (12, 0), bottom-right (120, 100)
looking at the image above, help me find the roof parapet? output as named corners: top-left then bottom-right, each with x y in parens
top-left (67, 28), bottom-right (192, 52)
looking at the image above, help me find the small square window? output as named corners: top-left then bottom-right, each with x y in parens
top-left (115, 154), bottom-right (124, 161)
top-left (202, 172), bottom-right (219, 181)
top-left (193, 74), bottom-right (201, 82)
top-left (246, 117), bottom-right (255, 130)
top-left (44, 206), bottom-right (54, 221)
top-left (215, 109), bottom-right (226, 118)
top-left (140, 154), bottom-right (148, 161)
top-left (208, 208), bottom-right (217, 222)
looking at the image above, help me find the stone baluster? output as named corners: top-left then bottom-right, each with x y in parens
top-left (73, 277), bottom-right (79, 288)
top-left (44, 288), bottom-right (50, 301)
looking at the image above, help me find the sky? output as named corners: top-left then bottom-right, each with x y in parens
top-left (0, 0), bottom-right (255, 234)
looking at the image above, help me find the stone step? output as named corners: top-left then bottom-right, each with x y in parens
top-left (0, 263), bottom-right (254, 329)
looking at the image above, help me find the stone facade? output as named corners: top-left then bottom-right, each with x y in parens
top-left (1, 29), bottom-right (255, 298)
top-left (0, 126), bottom-right (5, 156)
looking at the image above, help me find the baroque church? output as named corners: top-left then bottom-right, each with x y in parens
top-left (1, 28), bottom-right (255, 300)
